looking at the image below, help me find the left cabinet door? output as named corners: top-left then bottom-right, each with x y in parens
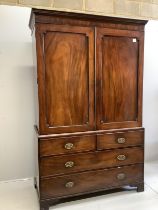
top-left (35, 24), bottom-right (95, 134)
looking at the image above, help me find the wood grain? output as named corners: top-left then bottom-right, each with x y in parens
top-left (29, 9), bottom-right (147, 33)
top-left (96, 28), bottom-right (144, 130)
top-left (45, 32), bottom-right (88, 127)
top-left (40, 147), bottom-right (144, 177)
top-left (40, 135), bottom-right (96, 157)
top-left (102, 36), bottom-right (138, 122)
top-left (97, 129), bottom-right (144, 150)
top-left (40, 164), bottom-right (144, 199)
top-left (35, 24), bottom-right (95, 134)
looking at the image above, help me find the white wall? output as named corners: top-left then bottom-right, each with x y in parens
top-left (0, 5), bottom-right (158, 181)
top-left (0, 6), bottom-right (34, 181)
top-left (143, 21), bottom-right (158, 162)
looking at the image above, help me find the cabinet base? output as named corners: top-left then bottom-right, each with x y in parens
top-left (39, 183), bottom-right (144, 210)
top-left (137, 182), bottom-right (144, 192)
top-left (40, 200), bottom-right (59, 210)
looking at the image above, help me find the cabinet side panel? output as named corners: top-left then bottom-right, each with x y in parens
top-left (32, 30), bottom-right (39, 127)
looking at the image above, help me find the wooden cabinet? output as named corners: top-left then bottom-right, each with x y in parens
top-left (30, 9), bottom-right (147, 210)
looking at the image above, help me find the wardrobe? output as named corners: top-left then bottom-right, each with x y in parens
top-left (29, 9), bottom-right (147, 210)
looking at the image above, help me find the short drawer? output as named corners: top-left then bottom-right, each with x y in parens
top-left (97, 129), bottom-right (144, 150)
top-left (40, 147), bottom-right (144, 177)
top-left (40, 164), bottom-right (143, 199)
top-left (40, 135), bottom-right (96, 156)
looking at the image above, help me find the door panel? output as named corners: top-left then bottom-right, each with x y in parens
top-left (36, 24), bottom-right (95, 134)
top-left (102, 36), bottom-right (138, 122)
top-left (96, 28), bottom-right (144, 130)
top-left (45, 32), bottom-right (89, 127)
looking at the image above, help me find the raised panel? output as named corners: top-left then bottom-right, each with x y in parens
top-left (96, 28), bottom-right (144, 130)
top-left (45, 32), bottom-right (89, 127)
top-left (102, 36), bottom-right (138, 122)
top-left (35, 24), bottom-right (95, 134)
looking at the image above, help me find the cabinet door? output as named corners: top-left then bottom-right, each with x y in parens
top-left (96, 28), bottom-right (144, 130)
top-left (35, 24), bottom-right (95, 134)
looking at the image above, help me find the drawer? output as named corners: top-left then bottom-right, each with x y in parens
top-left (40, 164), bottom-right (143, 199)
top-left (40, 135), bottom-right (96, 156)
top-left (40, 147), bottom-right (144, 177)
top-left (97, 129), bottom-right (144, 150)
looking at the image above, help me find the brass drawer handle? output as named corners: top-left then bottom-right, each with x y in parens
top-left (65, 143), bottom-right (74, 150)
top-left (65, 161), bottom-right (74, 168)
top-left (65, 181), bottom-right (74, 188)
top-left (117, 154), bottom-right (126, 161)
top-left (117, 137), bottom-right (126, 144)
top-left (117, 173), bottom-right (126, 180)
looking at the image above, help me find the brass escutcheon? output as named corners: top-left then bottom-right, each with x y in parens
top-left (65, 181), bottom-right (74, 188)
top-left (117, 173), bottom-right (126, 180)
top-left (65, 143), bottom-right (74, 150)
top-left (117, 154), bottom-right (126, 161)
top-left (65, 161), bottom-right (74, 168)
top-left (117, 137), bottom-right (126, 144)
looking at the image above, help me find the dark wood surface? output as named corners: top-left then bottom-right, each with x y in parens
top-left (39, 129), bottom-right (144, 157)
top-left (96, 27), bottom-right (144, 130)
top-left (39, 183), bottom-right (144, 210)
top-left (29, 9), bottom-right (147, 33)
top-left (40, 147), bottom-right (143, 177)
top-left (34, 19), bottom-right (145, 135)
top-left (101, 36), bottom-right (138, 121)
top-left (35, 126), bottom-right (144, 138)
top-left (35, 24), bottom-right (95, 134)
top-left (30, 9), bottom-right (147, 210)
top-left (40, 164), bottom-right (143, 199)
top-left (40, 135), bottom-right (96, 157)
top-left (97, 129), bottom-right (144, 150)
top-left (44, 27), bottom-right (91, 127)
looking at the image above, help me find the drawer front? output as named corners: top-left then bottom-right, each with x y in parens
top-left (40, 164), bottom-right (143, 199)
top-left (40, 135), bottom-right (96, 157)
top-left (97, 129), bottom-right (144, 150)
top-left (40, 147), bottom-right (144, 177)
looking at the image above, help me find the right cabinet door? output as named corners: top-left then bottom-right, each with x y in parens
top-left (96, 28), bottom-right (144, 130)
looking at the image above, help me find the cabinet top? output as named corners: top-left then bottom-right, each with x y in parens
top-left (29, 9), bottom-right (148, 33)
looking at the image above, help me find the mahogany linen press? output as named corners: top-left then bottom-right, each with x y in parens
top-left (29, 9), bottom-right (147, 210)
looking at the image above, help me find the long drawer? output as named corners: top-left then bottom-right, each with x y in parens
top-left (40, 135), bottom-right (96, 157)
top-left (97, 129), bottom-right (144, 150)
top-left (40, 147), bottom-right (144, 177)
top-left (40, 164), bottom-right (143, 199)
